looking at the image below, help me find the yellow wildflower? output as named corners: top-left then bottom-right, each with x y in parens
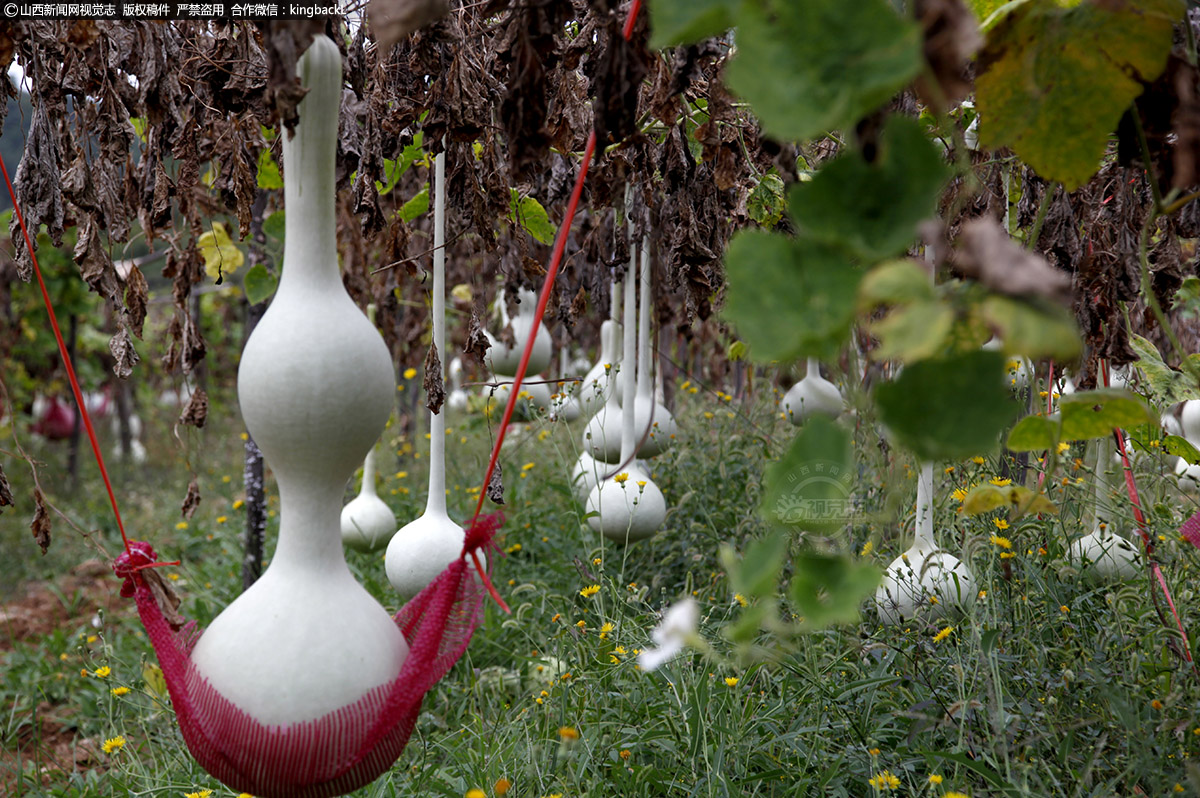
top-left (600, 622), bottom-right (614, 639)
top-left (505, 543), bottom-right (522, 554)
top-left (102, 736), bottom-right (126, 754)
top-left (522, 462), bottom-right (535, 472)
top-left (928, 774), bottom-right (943, 784)
top-left (990, 477), bottom-right (1012, 486)
top-left (576, 620), bottom-right (587, 629)
top-left (993, 518), bottom-right (1009, 530)
top-left (558, 726), bottom-right (580, 741)
top-left (494, 779), bottom-right (512, 796)
top-left (232, 499), bottom-right (245, 510)
top-left (933, 626), bottom-right (954, 643)
top-left (175, 521), bottom-right (189, 530)
top-left (868, 770), bottom-right (900, 790)
top-left (971, 456), bottom-right (985, 465)
top-left (734, 593), bottom-right (748, 607)
top-left (952, 487), bottom-right (968, 502)
top-left (403, 367), bottom-right (417, 379)
top-left (216, 516), bottom-right (227, 524)
top-left (580, 584), bottom-right (600, 598)
top-left (184, 791), bottom-right (212, 798)
top-left (724, 677), bottom-right (739, 687)
top-left (860, 541), bottom-right (873, 557)
top-left (94, 666), bottom-right (111, 678)
top-left (1057, 442), bottom-right (1070, 454)
top-left (990, 535), bottom-right (1012, 550)
top-left (613, 472), bottom-right (629, 484)
top-left (946, 793), bottom-right (971, 798)
top-left (110, 686), bottom-right (131, 697)
top-left (465, 790), bottom-right (486, 798)
top-left (619, 749), bottom-right (631, 760)
top-left (593, 557), bottom-right (602, 565)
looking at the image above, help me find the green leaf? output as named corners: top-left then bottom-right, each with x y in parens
top-left (647, 0), bottom-right (739, 48)
top-left (509, 189), bottom-right (557, 245)
top-left (1129, 334), bottom-right (1200, 406)
top-left (858, 259), bottom-right (935, 309)
top-left (961, 483), bottom-right (1058, 517)
top-left (976, 0), bottom-right (1183, 190)
top-left (1006, 414), bottom-right (1060, 452)
top-left (788, 116), bottom-right (951, 261)
top-left (242, 263), bottom-right (278, 306)
top-left (869, 300), bottom-right (955, 363)
top-left (722, 530), bottom-right (789, 599)
top-left (725, 0), bottom-right (923, 142)
top-left (399, 186), bottom-right (431, 223)
top-left (759, 417), bottom-right (854, 533)
top-left (874, 351), bottom-right (1021, 460)
top-left (789, 552), bottom-right (880, 629)
top-left (1059, 389), bottom-right (1158, 441)
top-left (723, 232), bottom-right (860, 362)
top-left (980, 295), bottom-right (1081, 361)
top-left (256, 148), bottom-right (283, 190)
top-left (263, 210), bottom-right (286, 242)
top-left (1164, 434), bottom-right (1200, 465)
top-left (747, 173), bottom-right (786, 228)
top-left (727, 340), bottom-right (748, 362)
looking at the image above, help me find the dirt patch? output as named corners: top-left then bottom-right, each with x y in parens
top-left (0, 701), bottom-right (104, 792)
top-left (0, 559), bottom-right (129, 652)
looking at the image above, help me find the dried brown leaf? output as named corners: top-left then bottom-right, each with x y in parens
top-left (487, 461), bottom-right (505, 505)
top-left (143, 569), bottom-right (186, 631)
top-left (424, 341), bottom-right (446, 414)
top-left (109, 324), bottom-right (140, 380)
top-left (179, 388), bottom-right (208, 428)
top-left (0, 463), bottom-right (12, 513)
top-left (370, 0), bottom-right (450, 51)
top-left (9, 102), bottom-right (64, 280)
top-left (953, 218), bottom-right (1073, 304)
top-left (181, 478), bottom-right (201, 520)
top-left (31, 488), bottom-right (50, 555)
top-left (464, 309), bottom-right (492, 364)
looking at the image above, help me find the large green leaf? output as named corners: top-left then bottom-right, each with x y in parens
top-left (874, 351), bottom-right (1021, 460)
top-left (399, 186), bottom-right (430, 223)
top-left (858, 259), bottom-right (936, 309)
top-left (747, 173), bottom-right (787, 228)
top-left (1058, 389), bottom-right (1158, 441)
top-left (980, 295), bottom-right (1081, 361)
top-left (256, 148), bottom-right (282, 190)
top-left (759, 417), bottom-right (854, 533)
top-left (789, 116), bottom-right (951, 261)
top-left (647, 0), bottom-right (739, 48)
top-left (870, 300), bottom-right (955, 363)
top-left (723, 232), bottom-right (860, 363)
top-left (720, 530), bottom-right (789, 600)
top-left (976, 0), bottom-right (1183, 190)
top-left (509, 189), bottom-right (557, 245)
top-left (962, 483), bottom-right (1057, 517)
top-left (789, 552), bottom-right (880, 629)
top-left (197, 222), bottom-right (244, 282)
top-left (725, 0), bottom-right (923, 142)
top-left (1006, 413), bottom-right (1059, 452)
top-left (242, 263), bottom-right (278, 306)
top-left (1129, 334), bottom-right (1200, 406)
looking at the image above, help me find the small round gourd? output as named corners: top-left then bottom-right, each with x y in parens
top-left (874, 463), bottom-right (974, 625)
top-left (1182, 399), bottom-right (1200, 442)
top-left (190, 35), bottom-right (407, 726)
top-left (1067, 439), bottom-right (1140, 580)
top-left (341, 446), bottom-right (396, 552)
top-left (486, 288), bottom-right (553, 376)
top-left (782, 358), bottom-right (843, 425)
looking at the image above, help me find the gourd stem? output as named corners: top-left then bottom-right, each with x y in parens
top-left (912, 462), bottom-right (935, 551)
top-left (637, 234), bottom-right (651, 401)
top-left (1092, 435), bottom-right (1111, 538)
top-left (806, 357), bottom-right (820, 382)
top-left (619, 242), bottom-right (638, 464)
top-left (427, 149), bottom-right (448, 516)
top-left (362, 447), bottom-right (377, 499)
top-left (610, 278), bottom-right (621, 324)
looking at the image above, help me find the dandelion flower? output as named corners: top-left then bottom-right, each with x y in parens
top-left (94, 666), bottom-right (111, 678)
top-left (110, 686), bottom-right (131, 697)
top-left (951, 487), bottom-right (968, 502)
top-left (859, 541), bottom-right (873, 557)
top-left (971, 456), bottom-right (985, 465)
top-left (993, 518), bottom-right (1009, 530)
top-left (989, 535), bottom-right (1012, 550)
top-left (102, 736), bottom-right (126, 754)
top-left (724, 677), bottom-right (739, 687)
top-left (929, 774), bottom-right (943, 784)
top-left (613, 472), bottom-right (629, 484)
top-left (558, 726), bottom-right (580, 741)
top-left (933, 626), bottom-right (954, 643)
top-left (868, 770), bottom-right (900, 790)
top-left (184, 791), bottom-right (213, 798)
top-left (580, 584), bottom-right (600, 598)
top-left (600, 622), bottom-right (614, 639)
top-left (734, 593), bottom-right (748, 607)
top-left (990, 477), bottom-right (1012, 486)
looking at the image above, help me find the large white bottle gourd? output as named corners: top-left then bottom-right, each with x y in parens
top-left (874, 462), bottom-right (974, 625)
top-left (582, 280), bottom-right (626, 463)
top-left (585, 241), bottom-right (667, 543)
top-left (1069, 438), bottom-right (1140, 579)
top-left (486, 288), bottom-right (553, 376)
top-left (386, 150), bottom-right (475, 600)
top-left (782, 357), bottom-right (843, 425)
top-left (631, 235), bottom-right (678, 457)
top-left (190, 36), bottom-right (407, 725)
top-left (578, 283), bottom-right (622, 414)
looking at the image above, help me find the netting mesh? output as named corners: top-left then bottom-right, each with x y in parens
top-left (113, 518), bottom-right (499, 798)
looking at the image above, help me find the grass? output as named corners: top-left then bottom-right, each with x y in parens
top-left (4, 367), bottom-right (1200, 797)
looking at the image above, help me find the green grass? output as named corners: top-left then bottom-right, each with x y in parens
top-left (4, 372), bottom-right (1200, 797)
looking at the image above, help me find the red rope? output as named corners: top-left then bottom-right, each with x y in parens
top-left (1102, 360), bottom-right (1193, 663)
top-left (0, 154), bottom-right (133, 557)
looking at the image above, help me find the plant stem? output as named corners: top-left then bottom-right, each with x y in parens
top-left (1025, 180), bottom-right (1057, 249)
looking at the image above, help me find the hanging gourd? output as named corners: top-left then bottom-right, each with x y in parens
top-left (486, 287), bottom-right (553, 376)
top-left (1068, 437), bottom-right (1140, 579)
top-left (874, 462), bottom-right (974, 625)
top-left (630, 234), bottom-right (677, 456)
top-left (581, 280), bottom-right (626, 463)
top-left (190, 35), bottom-right (407, 729)
top-left (386, 147), bottom-right (482, 599)
top-left (448, 356), bottom-right (469, 413)
top-left (550, 347), bottom-right (582, 422)
top-left (782, 357), bottom-right (843, 426)
top-left (585, 230), bottom-right (667, 543)
top-left (578, 282), bottom-right (623, 414)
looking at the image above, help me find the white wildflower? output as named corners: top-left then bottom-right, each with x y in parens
top-left (637, 598), bottom-right (699, 671)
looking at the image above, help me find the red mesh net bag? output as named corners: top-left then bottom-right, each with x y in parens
top-left (112, 515), bottom-right (501, 798)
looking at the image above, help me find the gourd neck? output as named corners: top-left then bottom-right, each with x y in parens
top-left (360, 446), bottom-right (377, 498)
top-left (912, 462), bottom-right (936, 551)
top-left (427, 149), bottom-right (448, 519)
top-left (637, 235), bottom-right (651, 401)
top-left (806, 357), bottom-right (821, 383)
top-left (273, 480), bottom-right (353, 576)
top-left (280, 35), bottom-right (342, 297)
top-left (1092, 437), bottom-right (1111, 537)
top-left (619, 252), bottom-right (638, 462)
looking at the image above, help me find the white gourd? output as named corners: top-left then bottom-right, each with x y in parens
top-left (550, 347), bottom-right (582, 422)
top-left (585, 239), bottom-right (667, 543)
top-left (448, 356), bottom-right (469, 413)
top-left (631, 235), bottom-right (678, 456)
top-left (579, 283), bottom-right (622, 414)
top-left (581, 294), bottom-right (626, 463)
top-left (190, 36), bottom-right (407, 726)
top-left (386, 149), bottom-right (477, 599)
top-left (982, 338), bottom-right (1031, 391)
top-left (1182, 399), bottom-right (1200, 443)
top-left (874, 462), bottom-right (974, 625)
top-left (341, 445), bottom-right (396, 552)
top-left (486, 288), bottom-right (553, 376)
top-left (489, 374), bottom-right (552, 419)
top-left (1068, 438), bottom-right (1139, 580)
top-left (782, 358), bottom-right (843, 425)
